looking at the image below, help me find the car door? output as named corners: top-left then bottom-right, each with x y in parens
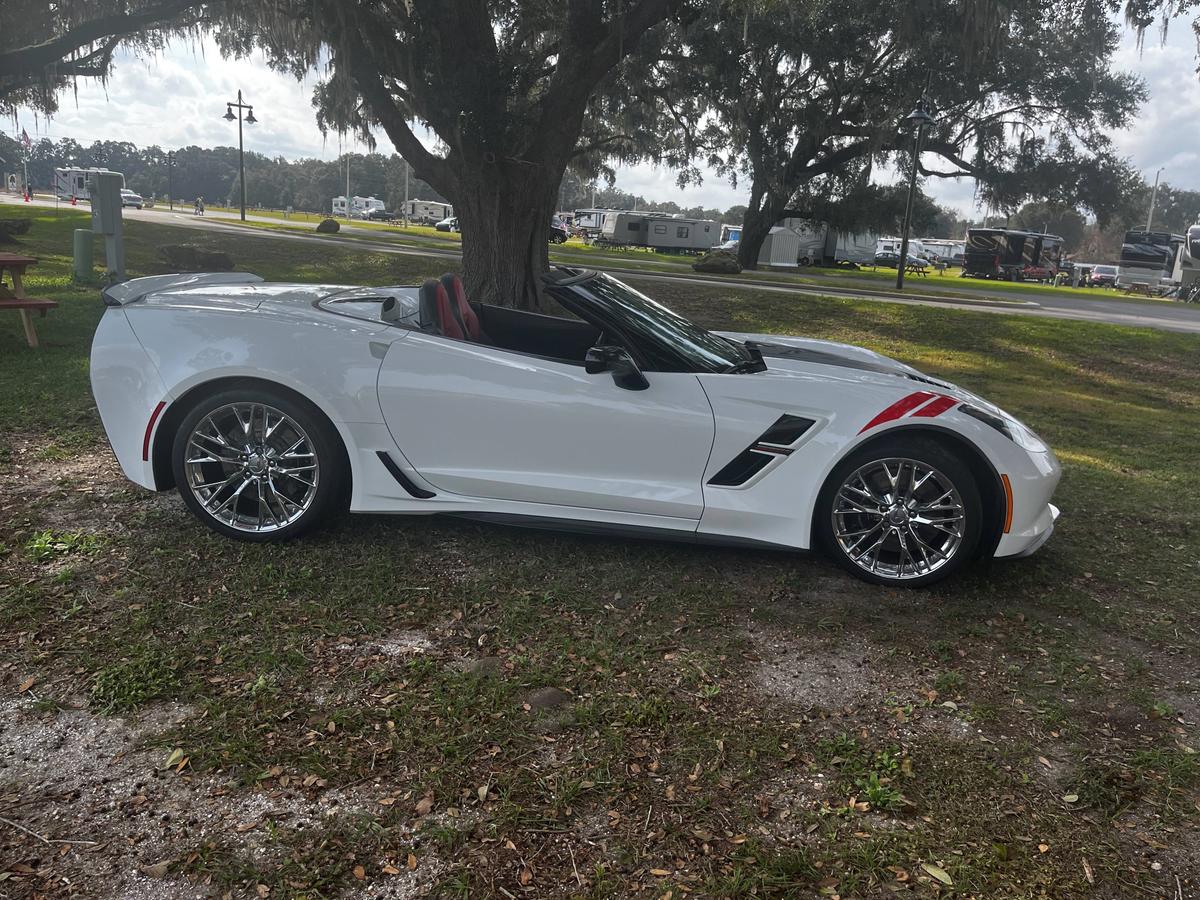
top-left (375, 333), bottom-right (715, 520)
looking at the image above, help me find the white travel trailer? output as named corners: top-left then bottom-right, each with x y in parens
top-left (404, 199), bottom-right (453, 223)
top-left (601, 212), bottom-right (719, 252)
top-left (919, 239), bottom-right (967, 264)
top-left (757, 218), bottom-right (877, 267)
top-left (574, 208), bottom-right (621, 235)
top-left (54, 167), bottom-right (124, 201)
top-left (877, 236), bottom-right (935, 262)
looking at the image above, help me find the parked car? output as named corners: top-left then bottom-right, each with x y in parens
top-left (714, 239), bottom-right (740, 252)
top-left (435, 216), bottom-right (459, 232)
top-left (549, 216), bottom-right (570, 244)
top-left (364, 208), bottom-right (393, 222)
top-left (875, 251), bottom-right (929, 271)
top-left (1089, 264), bottom-right (1119, 288)
top-left (120, 189), bottom-right (144, 210)
top-left (92, 268), bottom-right (1060, 588)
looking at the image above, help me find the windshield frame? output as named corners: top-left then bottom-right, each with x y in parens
top-left (547, 271), bottom-right (754, 374)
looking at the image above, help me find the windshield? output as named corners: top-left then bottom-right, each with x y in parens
top-left (1095, 266), bottom-right (1117, 275)
top-left (564, 273), bottom-right (752, 373)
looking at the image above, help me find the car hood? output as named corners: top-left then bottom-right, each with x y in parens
top-left (717, 329), bottom-right (969, 395)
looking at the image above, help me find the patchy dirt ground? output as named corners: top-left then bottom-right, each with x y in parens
top-left (4, 227), bottom-right (1200, 897)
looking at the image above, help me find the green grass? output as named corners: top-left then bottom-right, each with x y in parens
top-left (2, 209), bottom-right (1199, 898)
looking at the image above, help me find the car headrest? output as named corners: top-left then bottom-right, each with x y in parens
top-left (418, 279), bottom-right (441, 333)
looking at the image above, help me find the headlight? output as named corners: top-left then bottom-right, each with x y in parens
top-left (958, 404), bottom-right (1048, 453)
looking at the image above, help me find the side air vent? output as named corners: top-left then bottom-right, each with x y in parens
top-left (376, 451), bottom-right (436, 499)
top-left (758, 414), bottom-right (815, 447)
top-left (708, 415), bottom-right (815, 487)
top-left (708, 448), bottom-right (774, 487)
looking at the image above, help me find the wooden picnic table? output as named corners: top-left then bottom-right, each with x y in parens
top-left (0, 252), bottom-right (57, 348)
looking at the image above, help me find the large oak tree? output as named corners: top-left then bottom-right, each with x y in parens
top-left (681, 0), bottom-right (1193, 269)
top-left (216, 1), bottom-right (689, 309)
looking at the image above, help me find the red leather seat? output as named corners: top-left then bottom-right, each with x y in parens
top-left (418, 278), bottom-right (464, 339)
top-left (440, 273), bottom-right (488, 343)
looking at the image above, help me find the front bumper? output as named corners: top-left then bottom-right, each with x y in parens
top-left (1004, 503), bottom-right (1059, 558)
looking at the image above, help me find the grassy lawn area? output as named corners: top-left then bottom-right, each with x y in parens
top-left (2, 209), bottom-right (1199, 898)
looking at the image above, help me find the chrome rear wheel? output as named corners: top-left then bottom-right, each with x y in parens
top-left (180, 401), bottom-right (322, 535)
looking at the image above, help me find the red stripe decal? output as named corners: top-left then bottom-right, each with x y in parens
top-left (858, 391), bottom-right (936, 434)
top-left (910, 395), bottom-right (957, 419)
top-left (142, 401), bottom-right (166, 461)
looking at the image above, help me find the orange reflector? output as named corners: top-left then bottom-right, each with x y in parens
top-left (1000, 474), bottom-right (1013, 533)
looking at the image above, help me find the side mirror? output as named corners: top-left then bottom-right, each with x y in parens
top-left (585, 345), bottom-right (649, 391)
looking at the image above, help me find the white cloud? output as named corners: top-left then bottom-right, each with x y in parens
top-left (8, 23), bottom-right (1198, 217)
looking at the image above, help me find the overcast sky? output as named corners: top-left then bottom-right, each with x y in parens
top-left (7, 20), bottom-right (1199, 215)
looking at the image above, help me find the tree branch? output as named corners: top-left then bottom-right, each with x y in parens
top-left (0, 0), bottom-right (203, 78)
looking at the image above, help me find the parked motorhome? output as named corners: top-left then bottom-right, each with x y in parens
top-left (719, 224), bottom-right (742, 244)
top-left (1184, 225), bottom-right (1200, 286)
top-left (54, 167), bottom-right (124, 201)
top-left (1118, 230), bottom-right (1186, 288)
top-left (601, 212), bottom-right (720, 252)
top-left (963, 228), bottom-right (1063, 281)
top-left (404, 199), bottom-right (453, 223)
top-left (332, 195), bottom-right (388, 219)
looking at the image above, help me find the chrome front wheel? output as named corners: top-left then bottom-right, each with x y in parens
top-left (819, 438), bottom-right (983, 587)
top-left (832, 458), bottom-right (965, 581)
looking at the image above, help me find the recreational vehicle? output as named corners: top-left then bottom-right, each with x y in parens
top-left (918, 239), bottom-right (967, 264)
top-left (1184, 225), bottom-right (1200, 286)
top-left (404, 199), bottom-right (453, 223)
top-left (54, 167), bottom-right (124, 201)
top-left (1118, 230), bottom-right (1186, 288)
top-left (601, 212), bottom-right (719, 253)
top-left (963, 228), bottom-right (1063, 281)
top-left (757, 218), bottom-right (877, 267)
top-left (877, 236), bottom-right (934, 262)
top-left (574, 208), bottom-right (620, 236)
top-left (332, 195), bottom-right (389, 219)
top-left (719, 224), bottom-right (742, 244)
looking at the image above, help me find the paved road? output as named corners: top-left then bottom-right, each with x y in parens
top-left (7, 194), bottom-right (1200, 333)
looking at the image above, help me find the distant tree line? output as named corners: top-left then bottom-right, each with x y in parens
top-left (0, 133), bottom-right (447, 214)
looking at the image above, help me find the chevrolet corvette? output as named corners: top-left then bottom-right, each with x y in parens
top-left (91, 269), bottom-right (1060, 587)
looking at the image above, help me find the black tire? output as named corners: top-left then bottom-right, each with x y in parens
top-left (171, 387), bottom-right (346, 542)
top-left (815, 435), bottom-right (983, 587)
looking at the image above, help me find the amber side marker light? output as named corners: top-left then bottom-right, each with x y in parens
top-left (1000, 474), bottom-right (1014, 533)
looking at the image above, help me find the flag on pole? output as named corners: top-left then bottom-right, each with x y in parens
top-left (20, 128), bottom-right (32, 148)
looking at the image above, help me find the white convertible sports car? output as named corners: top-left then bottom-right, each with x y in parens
top-left (91, 269), bottom-right (1060, 587)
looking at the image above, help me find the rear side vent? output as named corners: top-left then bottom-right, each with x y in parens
top-left (707, 415), bottom-right (814, 487)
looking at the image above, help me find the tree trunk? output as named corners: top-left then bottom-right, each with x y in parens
top-left (738, 182), bottom-right (787, 271)
top-left (444, 158), bottom-right (558, 312)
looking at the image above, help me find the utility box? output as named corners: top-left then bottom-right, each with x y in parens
top-left (89, 171), bottom-right (125, 280)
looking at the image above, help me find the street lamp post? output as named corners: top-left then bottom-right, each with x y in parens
top-left (222, 90), bottom-right (257, 221)
top-left (1145, 167), bottom-right (1164, 231)
top-left (896, 100), bottom-right (937, 291)
top-left (167, 151), bottom-right (174, 211)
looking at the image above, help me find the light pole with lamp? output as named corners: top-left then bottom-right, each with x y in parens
top-left (896, 99), bottom-right (937, 291)
top-left (222, 90), bottom-right (257, 221)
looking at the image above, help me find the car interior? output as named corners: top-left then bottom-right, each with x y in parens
top-left (417, 273), bottom-right (602, 364)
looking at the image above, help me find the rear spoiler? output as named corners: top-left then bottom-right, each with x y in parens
top-left (101, 272), bottom-right (264, 307)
